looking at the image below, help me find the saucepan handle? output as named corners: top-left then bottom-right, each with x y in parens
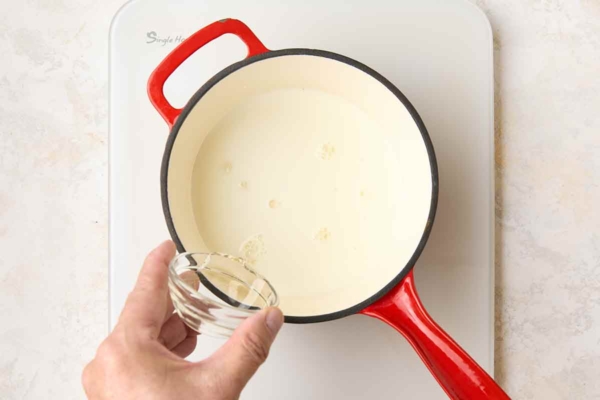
top-left (147, 19), bottom-right (269, 127)
top-left (360, 271), bottom-right (511, 400)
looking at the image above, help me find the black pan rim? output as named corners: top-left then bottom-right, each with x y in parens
top-left (160, 47), bottom-right (439, 324)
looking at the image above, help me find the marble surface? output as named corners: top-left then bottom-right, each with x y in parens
top-left (0, 0), bottom-right (598, 399)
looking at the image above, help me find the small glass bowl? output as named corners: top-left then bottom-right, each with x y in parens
top-left (168, 252), bottom-right (279, 338)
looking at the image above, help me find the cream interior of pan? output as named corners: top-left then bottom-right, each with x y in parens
top-left (167, 54), bottom-right (433, 317)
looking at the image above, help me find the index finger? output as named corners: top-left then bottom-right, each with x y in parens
top-left (117, 240), bottom-right (176, 337)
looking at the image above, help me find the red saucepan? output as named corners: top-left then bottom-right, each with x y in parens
top-left (148, 19), bottom-right (510, 400)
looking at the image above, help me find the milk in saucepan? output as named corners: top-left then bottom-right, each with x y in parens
top-left (188, 87), bottom-right (431, 317)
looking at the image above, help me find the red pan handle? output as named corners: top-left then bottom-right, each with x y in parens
top-left (147, 19), bottom-right (269, 127)
top-left (361, 271), bottom-right (510, 400)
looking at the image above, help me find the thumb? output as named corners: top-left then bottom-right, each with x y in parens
top-left (207, 307), bottom-right (284, 393)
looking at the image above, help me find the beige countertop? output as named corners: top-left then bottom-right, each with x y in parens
top-left (0, 0), bottom-right (599, 398)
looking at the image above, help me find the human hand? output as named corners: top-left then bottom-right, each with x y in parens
top-left (82, 241), bottom-right (284, 400)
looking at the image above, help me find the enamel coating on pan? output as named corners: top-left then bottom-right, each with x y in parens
top-left (158, 46), bottom-right (438, 324)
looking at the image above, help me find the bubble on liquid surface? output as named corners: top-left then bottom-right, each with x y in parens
top-left (269, 199), bottom-right (279, 209)
top-left (239, 181), bottom-right (248, 189)
top-left (315, 143), bottom-right (336, 160)
top-left (239, 234), bottom-right (266, 265)
top-left (314, 228), bottom-right (331, 242)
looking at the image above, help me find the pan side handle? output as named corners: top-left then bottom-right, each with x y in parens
top-left (147, 19), bottom-right (269, 128)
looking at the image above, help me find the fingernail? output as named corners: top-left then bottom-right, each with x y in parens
top-left (265, 307), bottom-right (284, 335)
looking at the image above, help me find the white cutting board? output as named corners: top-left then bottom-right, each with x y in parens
top-left (109, 0), bottom-right (494, 398)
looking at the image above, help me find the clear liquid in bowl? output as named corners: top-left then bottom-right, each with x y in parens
top-left (168, 252), bottom-right (278, 338)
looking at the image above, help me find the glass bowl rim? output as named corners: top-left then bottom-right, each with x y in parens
top-left (168, 251), bottom-right (279, 312)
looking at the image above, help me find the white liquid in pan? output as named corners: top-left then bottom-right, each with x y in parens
top-left (191, 88), bottom-right (431, 317)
